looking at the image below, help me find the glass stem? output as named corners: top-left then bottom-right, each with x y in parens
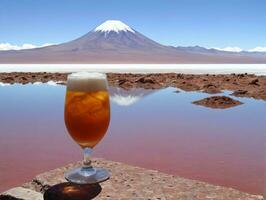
top-left (83, 147), bottom-right (93, 169)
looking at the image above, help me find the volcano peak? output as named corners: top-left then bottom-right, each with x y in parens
top-left (94, 20), bottom-right (135, 33)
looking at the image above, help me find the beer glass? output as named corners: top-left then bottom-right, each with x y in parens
top-left (64, 72), bottom-right (110, 184)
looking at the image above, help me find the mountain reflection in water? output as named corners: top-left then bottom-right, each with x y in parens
top-left (109, 87), bottom-right (159, 106)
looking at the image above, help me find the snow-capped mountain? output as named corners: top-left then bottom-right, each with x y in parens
top-left (109, 87), bottom-right (158, 106)
top-left (42, 20), bottom-right (171, 53)
top-left (94, 20), bottom-right (135, 33)
top-left (0, 20), bottom-right (265, 63)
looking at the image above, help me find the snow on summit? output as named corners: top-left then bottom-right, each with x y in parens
top-left (94, 20), bottom-right (135, 33)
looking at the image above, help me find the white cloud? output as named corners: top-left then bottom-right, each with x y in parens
top-left (212, 46), bottom-right (243, 52)
top-left (0, 43), bottom-right (53, 51)
top-left (212, 46), bottom-right (266, 53)
top-left (248, 46), bottom-right (266, 52)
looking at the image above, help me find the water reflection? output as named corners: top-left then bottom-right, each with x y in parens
top-left (0, 82), bottom-right (11, 86)
top-left (109, 87), bottom-right (159, 106)
top-left (0, 83), bottom-right (265, 196)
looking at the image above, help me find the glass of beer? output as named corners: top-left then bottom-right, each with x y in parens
top-left (64, 72), bottom-right (110, 184)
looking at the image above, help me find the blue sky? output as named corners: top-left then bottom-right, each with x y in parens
top-left (0, 0), bottom-right (265, 50)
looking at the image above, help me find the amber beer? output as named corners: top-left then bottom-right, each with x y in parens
top-left (64, 73), bottom-right (110, 148)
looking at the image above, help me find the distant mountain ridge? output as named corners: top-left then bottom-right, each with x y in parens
top-left (0, 20), bottom-right (265, 63)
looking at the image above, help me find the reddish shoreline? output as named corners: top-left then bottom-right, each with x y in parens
top-left (0, 72), bottom-right (265, 101)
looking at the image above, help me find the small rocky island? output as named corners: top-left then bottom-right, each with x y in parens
top-left (193, 96), bottom-right (243, 109)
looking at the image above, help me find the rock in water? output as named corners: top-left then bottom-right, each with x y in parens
top-left (193, 96), bottom-right (243, 109)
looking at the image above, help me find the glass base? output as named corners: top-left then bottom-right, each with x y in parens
top-left (65, 167), bottom-right (110, 184)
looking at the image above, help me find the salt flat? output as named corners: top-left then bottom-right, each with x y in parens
top-left (0, 64), bottom-right (266, 75)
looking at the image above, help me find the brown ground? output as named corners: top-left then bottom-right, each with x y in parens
top-left (1, 159), bottom-right (263, 200)
top-left (0, 72), bottom-right (265, 108)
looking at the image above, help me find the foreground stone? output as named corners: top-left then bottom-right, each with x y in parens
top-left (0, 159), bottom-right (263, 200)
top-left (0, 187), bottom-right (42, 200)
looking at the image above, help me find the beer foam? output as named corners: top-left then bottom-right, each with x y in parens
top-left (67, 72), bottom-right (108, 92)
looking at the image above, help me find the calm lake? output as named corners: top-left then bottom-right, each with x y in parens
top-left (0, 83), bottom-right (265, 196)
